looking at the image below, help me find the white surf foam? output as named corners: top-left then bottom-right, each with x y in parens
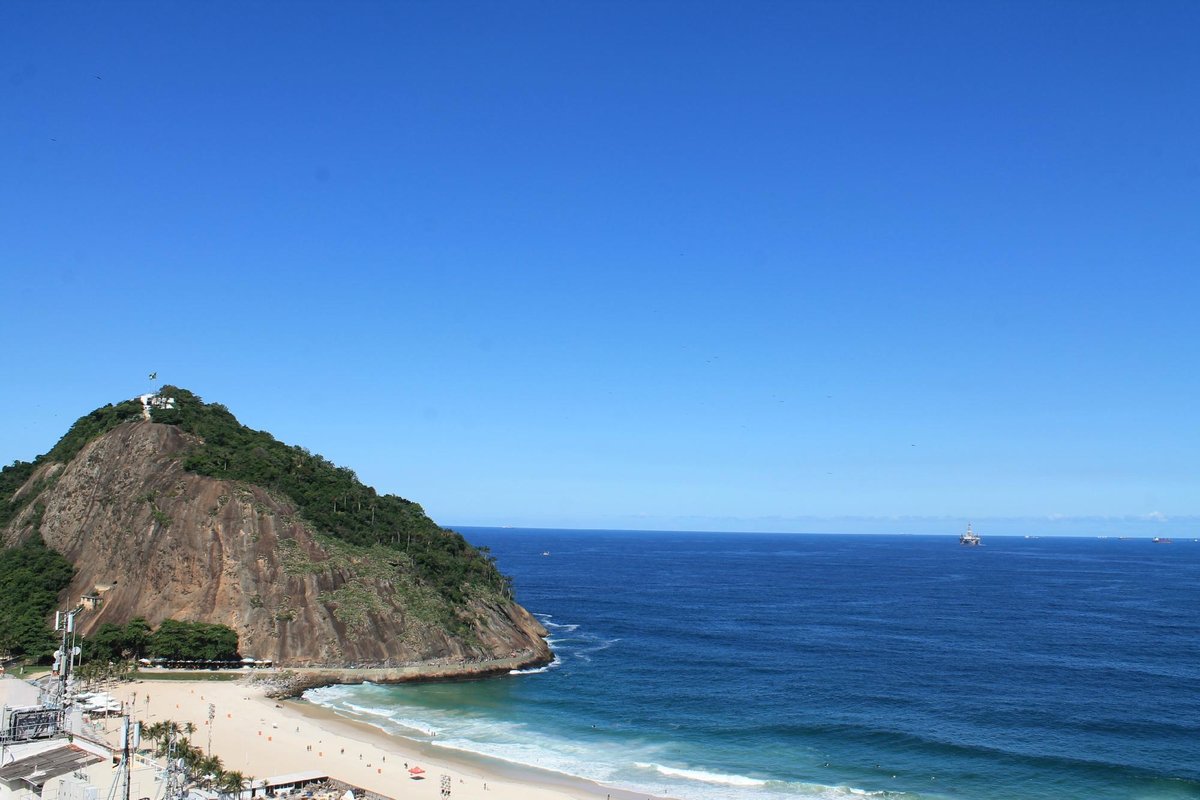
top-left (306, 687), bottom-right (929, 800)
top-left (570, 636), bottom-right (620, 662)
top-left (635, 762), bottom-right (768, 787)
top-left (342, 701), bottom-right (408, 719)
top-left (510, 654), bottom-right (562, 675)
top-left (633, 764), bottom-right (922, 799)
top-left (382, 716), bottom-right (441, 737)
top-left (790, 785), bottom-right (899, 799)
top-left (543, 621), bottom-right (579, 632)
top-left (304, 688), bottom-right (443, 737)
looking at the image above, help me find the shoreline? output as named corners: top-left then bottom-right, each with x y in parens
top-left (124, 651), bottom-right (554, 699)
top-left (283, 694), bottom-right (661, 800)
top-left (259, 653), bottom-right (554, 698)
top-left (103, 678), bottom-right (669, 800)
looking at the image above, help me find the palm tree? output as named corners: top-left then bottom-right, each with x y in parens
top-left (137, 719), bottom-right (242, 795)
top-left (144, 721), bottom-right (182, 757)
top-left (177, 739), bottom-right (201, 776)
top-left (142, 721), bottom-right (163, 743)
top-left (215, 770), bottom-right (248, 799)
top-left (193, 754), bottom-right (224, 787)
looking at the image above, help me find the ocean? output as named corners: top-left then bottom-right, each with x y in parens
top-left (304, 529), bottom-right (1200, 800)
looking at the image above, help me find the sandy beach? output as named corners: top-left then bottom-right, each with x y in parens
top-left (100, 678), bottom-right (648, 800)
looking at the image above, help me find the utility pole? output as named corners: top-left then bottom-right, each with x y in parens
top-left (118, 716), bottom-right (139, 800)
top-left (53, 608), bottom-right (81, 707)
top-left (163, 733), bottom-right (186, 800)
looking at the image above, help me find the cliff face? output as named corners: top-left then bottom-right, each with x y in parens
top-left (1, 420), bottom-right (549, 669)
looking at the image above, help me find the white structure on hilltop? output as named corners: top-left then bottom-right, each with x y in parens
top-left (138, 393), bottom-right (176, 420)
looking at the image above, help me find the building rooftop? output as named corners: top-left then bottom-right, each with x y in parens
top-left (0, 739), bottom-right (106, 788)
top-left (250, 771), bottom-right (329, 789)
top-left (0, 677), bottom-right (42, 709)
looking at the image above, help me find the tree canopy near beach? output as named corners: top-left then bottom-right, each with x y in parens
top-left (84, 617), bottom-right (239, 662)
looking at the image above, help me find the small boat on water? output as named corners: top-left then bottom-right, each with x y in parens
top-left (960, 523), bottom-right (981, 546)
top-left (1153, 537), bottom-right (1173, 544)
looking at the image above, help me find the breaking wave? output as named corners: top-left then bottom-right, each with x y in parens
top-left (634, 762), bottom-right (769, 786)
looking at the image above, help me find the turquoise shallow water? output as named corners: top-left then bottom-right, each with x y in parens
top-left (306, 529), bottom-right (1200, 800)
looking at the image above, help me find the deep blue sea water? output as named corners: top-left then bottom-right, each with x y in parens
top-left (306, 529), bottom-right (1200, 800)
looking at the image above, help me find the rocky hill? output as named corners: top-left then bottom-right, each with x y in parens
top-left (0, 390), bottom-right (550, 675)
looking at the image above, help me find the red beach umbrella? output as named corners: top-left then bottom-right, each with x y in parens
top-left (408, 766), bottom-right (425, 777)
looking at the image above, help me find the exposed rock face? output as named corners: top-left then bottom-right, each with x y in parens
top-left (1, 421), bottom-right (550, 670)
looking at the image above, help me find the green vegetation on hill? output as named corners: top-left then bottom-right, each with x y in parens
top-left (150, 386), bottom-right (509, 606)
top-left (0, 387), bottom-right (510, 641)
top-left (0, 534), bottom-right (75, 660)
top-left (47, 399), bottom-right (145, 462)
top-left (1, 400), bottom-right (143, 661)
top-left (0, 461), bottom-right (36, 530)
top-left (0, 399), bottom-right (143, 529)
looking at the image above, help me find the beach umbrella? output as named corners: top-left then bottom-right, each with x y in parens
top-left (407, 767), bottom-right (425, 778)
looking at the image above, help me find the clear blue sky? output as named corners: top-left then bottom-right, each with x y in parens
top-left (2, 2), bottom-right (1197, 536)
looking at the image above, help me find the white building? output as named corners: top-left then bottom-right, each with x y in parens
top-left (137, 394), bottom-right (177, 420)
top-left (0, 677), bottom-right (162, 800)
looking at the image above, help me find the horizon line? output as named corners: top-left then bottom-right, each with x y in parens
top-left (450, 524), bottom-right (1195, 541)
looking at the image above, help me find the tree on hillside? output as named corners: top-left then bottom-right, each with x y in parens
top-left (0, 535), bottom-right (75, 660)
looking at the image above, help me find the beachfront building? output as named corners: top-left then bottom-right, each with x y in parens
top-left (187, 771), bottom-right (330, 800)
top-left (0, 677), bottom-right (162, 800)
